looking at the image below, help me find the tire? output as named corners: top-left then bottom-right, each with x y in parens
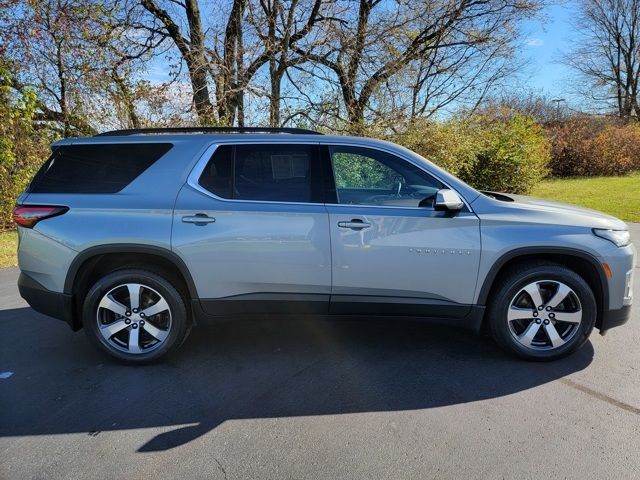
top-left (487, 262), bottom-right (596, 361)
top-left (82, 269), bottom-right (190, 364)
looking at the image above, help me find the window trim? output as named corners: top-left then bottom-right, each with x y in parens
top-left (187, 142), bottom-right (327, 206)
top-left (186, 140), bottom-right (473, 212)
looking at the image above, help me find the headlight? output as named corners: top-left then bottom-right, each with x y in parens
top-left (593, 229), bottom-right (631, 247)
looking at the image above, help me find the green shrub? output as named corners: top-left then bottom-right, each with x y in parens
top-left (0, 63), bottom-right (52, 230)
top-left (395, 119), bottom-right (481, 177)
top-left (464, 115), bottom-right (551, 194)
top-left (392, 114), bottom-right (551, 194)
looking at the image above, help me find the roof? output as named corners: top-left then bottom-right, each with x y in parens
top-left (51, 127), bottom-right (398, 150)
top-left (95, 127), bottom-right (323, 136)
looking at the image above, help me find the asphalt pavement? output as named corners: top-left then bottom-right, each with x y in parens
top-left (1, 225), bottom-right (639, 479)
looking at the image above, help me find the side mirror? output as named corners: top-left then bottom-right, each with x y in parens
top-left (434, 189), bottom-right (464, 211)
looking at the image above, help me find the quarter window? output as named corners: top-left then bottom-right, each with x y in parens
top-left (198, 145), bottom-right (233, 199)
top-left (29, 143), bottom-right (173, 194)
top-left (329, 146), bottom-right (444, 207)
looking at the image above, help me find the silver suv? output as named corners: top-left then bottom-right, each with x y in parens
top-left (14, 127), bottom-right (635, 363)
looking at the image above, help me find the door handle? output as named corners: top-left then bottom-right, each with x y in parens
top-left (337, 219), bottom-right (371, 230)
top-left (182, 213), bottom-right (216, 225)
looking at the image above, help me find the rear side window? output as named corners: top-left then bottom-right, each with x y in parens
top-left (29, 143), bottom-right (173, 193)
top-left (198, 144), bottom-right (322, 203)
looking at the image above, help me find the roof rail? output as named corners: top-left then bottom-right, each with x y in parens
top-left (95, 127), bottom-right (323, 137)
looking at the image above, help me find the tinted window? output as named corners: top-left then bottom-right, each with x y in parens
top-left (330, 145), bottom-right (444, 207)
top-left (30, 143), bottom-right (172, 193)
top-left (198, 144), bottom-right (321, 203)
top-left (198, 145), bottom-right (233, 198)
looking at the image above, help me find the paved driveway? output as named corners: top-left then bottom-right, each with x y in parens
top-left (1, 225), bottom-right (639, 479)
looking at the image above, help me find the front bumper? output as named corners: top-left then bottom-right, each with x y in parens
top-left (598, 241), bottom-right (635, 332)
top-left (18, 272), bottom-right (78, 330)
top-left (600, 304), bottom-right (632, 333)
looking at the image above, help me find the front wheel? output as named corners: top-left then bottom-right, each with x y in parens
top-left (82, 269), bottom-right (190, 364)
top-left (487, 262), bottom-right (596, 361)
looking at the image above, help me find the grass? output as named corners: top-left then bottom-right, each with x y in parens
top-left (0, 230), bottom-right (18, 269)
top-left (531, 171), bottom-right (640, 223)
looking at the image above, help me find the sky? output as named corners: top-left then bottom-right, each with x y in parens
top-left (518, 1), bottom-right (578, 103)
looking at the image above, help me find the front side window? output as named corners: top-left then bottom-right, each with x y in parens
top-left (198, 144), bottom-right (321, 203)
top-left (330, 145), bottom-right (444, 207)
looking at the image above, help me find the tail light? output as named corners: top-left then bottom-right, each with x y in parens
top-left (12, 205), bottom-right (68, 228)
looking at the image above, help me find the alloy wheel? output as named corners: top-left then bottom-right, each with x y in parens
top-left (507, 280), bottom-right (583, 351)
top-left (96, 283), bottom-right (172, 354)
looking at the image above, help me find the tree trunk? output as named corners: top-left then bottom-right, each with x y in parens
top-left (267, 0), bottom-right (279, 127)
top-left (236, 4), bottom-right (245, 127)
top-left (141, 0), bottom-right (215, 124)
top-left (185, 0), bottom-right (214, 123)
top-left (112, 70), bottom-right (141, 128)
top-left (218, 0), bottom-right (246, 125)
top-left (270, 65), bottom-right (284, 126)
top-left (55, 41), bottom-right (69, 137)
top-left (346, 100), bottom-right (365, 133)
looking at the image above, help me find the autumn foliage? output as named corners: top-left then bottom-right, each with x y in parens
top-left (547, 116), bottom-right (640, 177)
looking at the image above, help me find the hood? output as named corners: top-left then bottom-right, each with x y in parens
top-left (473, 192), bottom-right (628, 230)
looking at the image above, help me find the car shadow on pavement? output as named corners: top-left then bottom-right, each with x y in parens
top-left (0, 307), bottom-right (594, 452)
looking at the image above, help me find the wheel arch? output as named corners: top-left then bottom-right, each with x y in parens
top-left (65, 244), bottom-right (197, 295)
top-left (477, 247), bottom-right (608, 330)
top-left (64, 244), bottom-right (198, 329)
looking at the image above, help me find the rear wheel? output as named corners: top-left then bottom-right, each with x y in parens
top-left (82, 269), bottom-right (190, 364)
top-left (487, 262), bottom-right (596, 361)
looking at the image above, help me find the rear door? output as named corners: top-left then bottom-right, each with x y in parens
top-left (325, 144), bottom-right (481, 318)
top-left (172, 142), bottom-right (332, 315)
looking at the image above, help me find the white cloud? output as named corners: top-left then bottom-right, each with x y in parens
top-left (525, 38), bottom-right (544, 47)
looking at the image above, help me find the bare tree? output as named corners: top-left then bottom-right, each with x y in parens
top-left (139, 0), bottom-right (272, 125)
top-left (294, 0), bottom-right (543, 131)
top-left (244, 0), bottom-right (326, 126)
top-left (0, 0), bottom-right (164, 134)
top-left (0, 0), bottom-right (108, 135)
top-left (140, 0), bottom-right (216, 122)
top-left (567, 0), bottom-right (640, 118)
top-left (91, 3), bottom-right (169, 129)
top-left (1, 0), bottom-right (547, 131)
top-left (405, 37), bottom-right (520, 122)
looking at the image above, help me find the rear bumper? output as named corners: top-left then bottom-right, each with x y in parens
top-left (18, 272), bottom-right (78, 330)
top-left (600, 305), bottom-right (632, 333)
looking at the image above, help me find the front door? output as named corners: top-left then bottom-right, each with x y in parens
top-left (325, 145), bottom-right (481, 317)
top-left (172, 142), bottom-right (331, 314)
